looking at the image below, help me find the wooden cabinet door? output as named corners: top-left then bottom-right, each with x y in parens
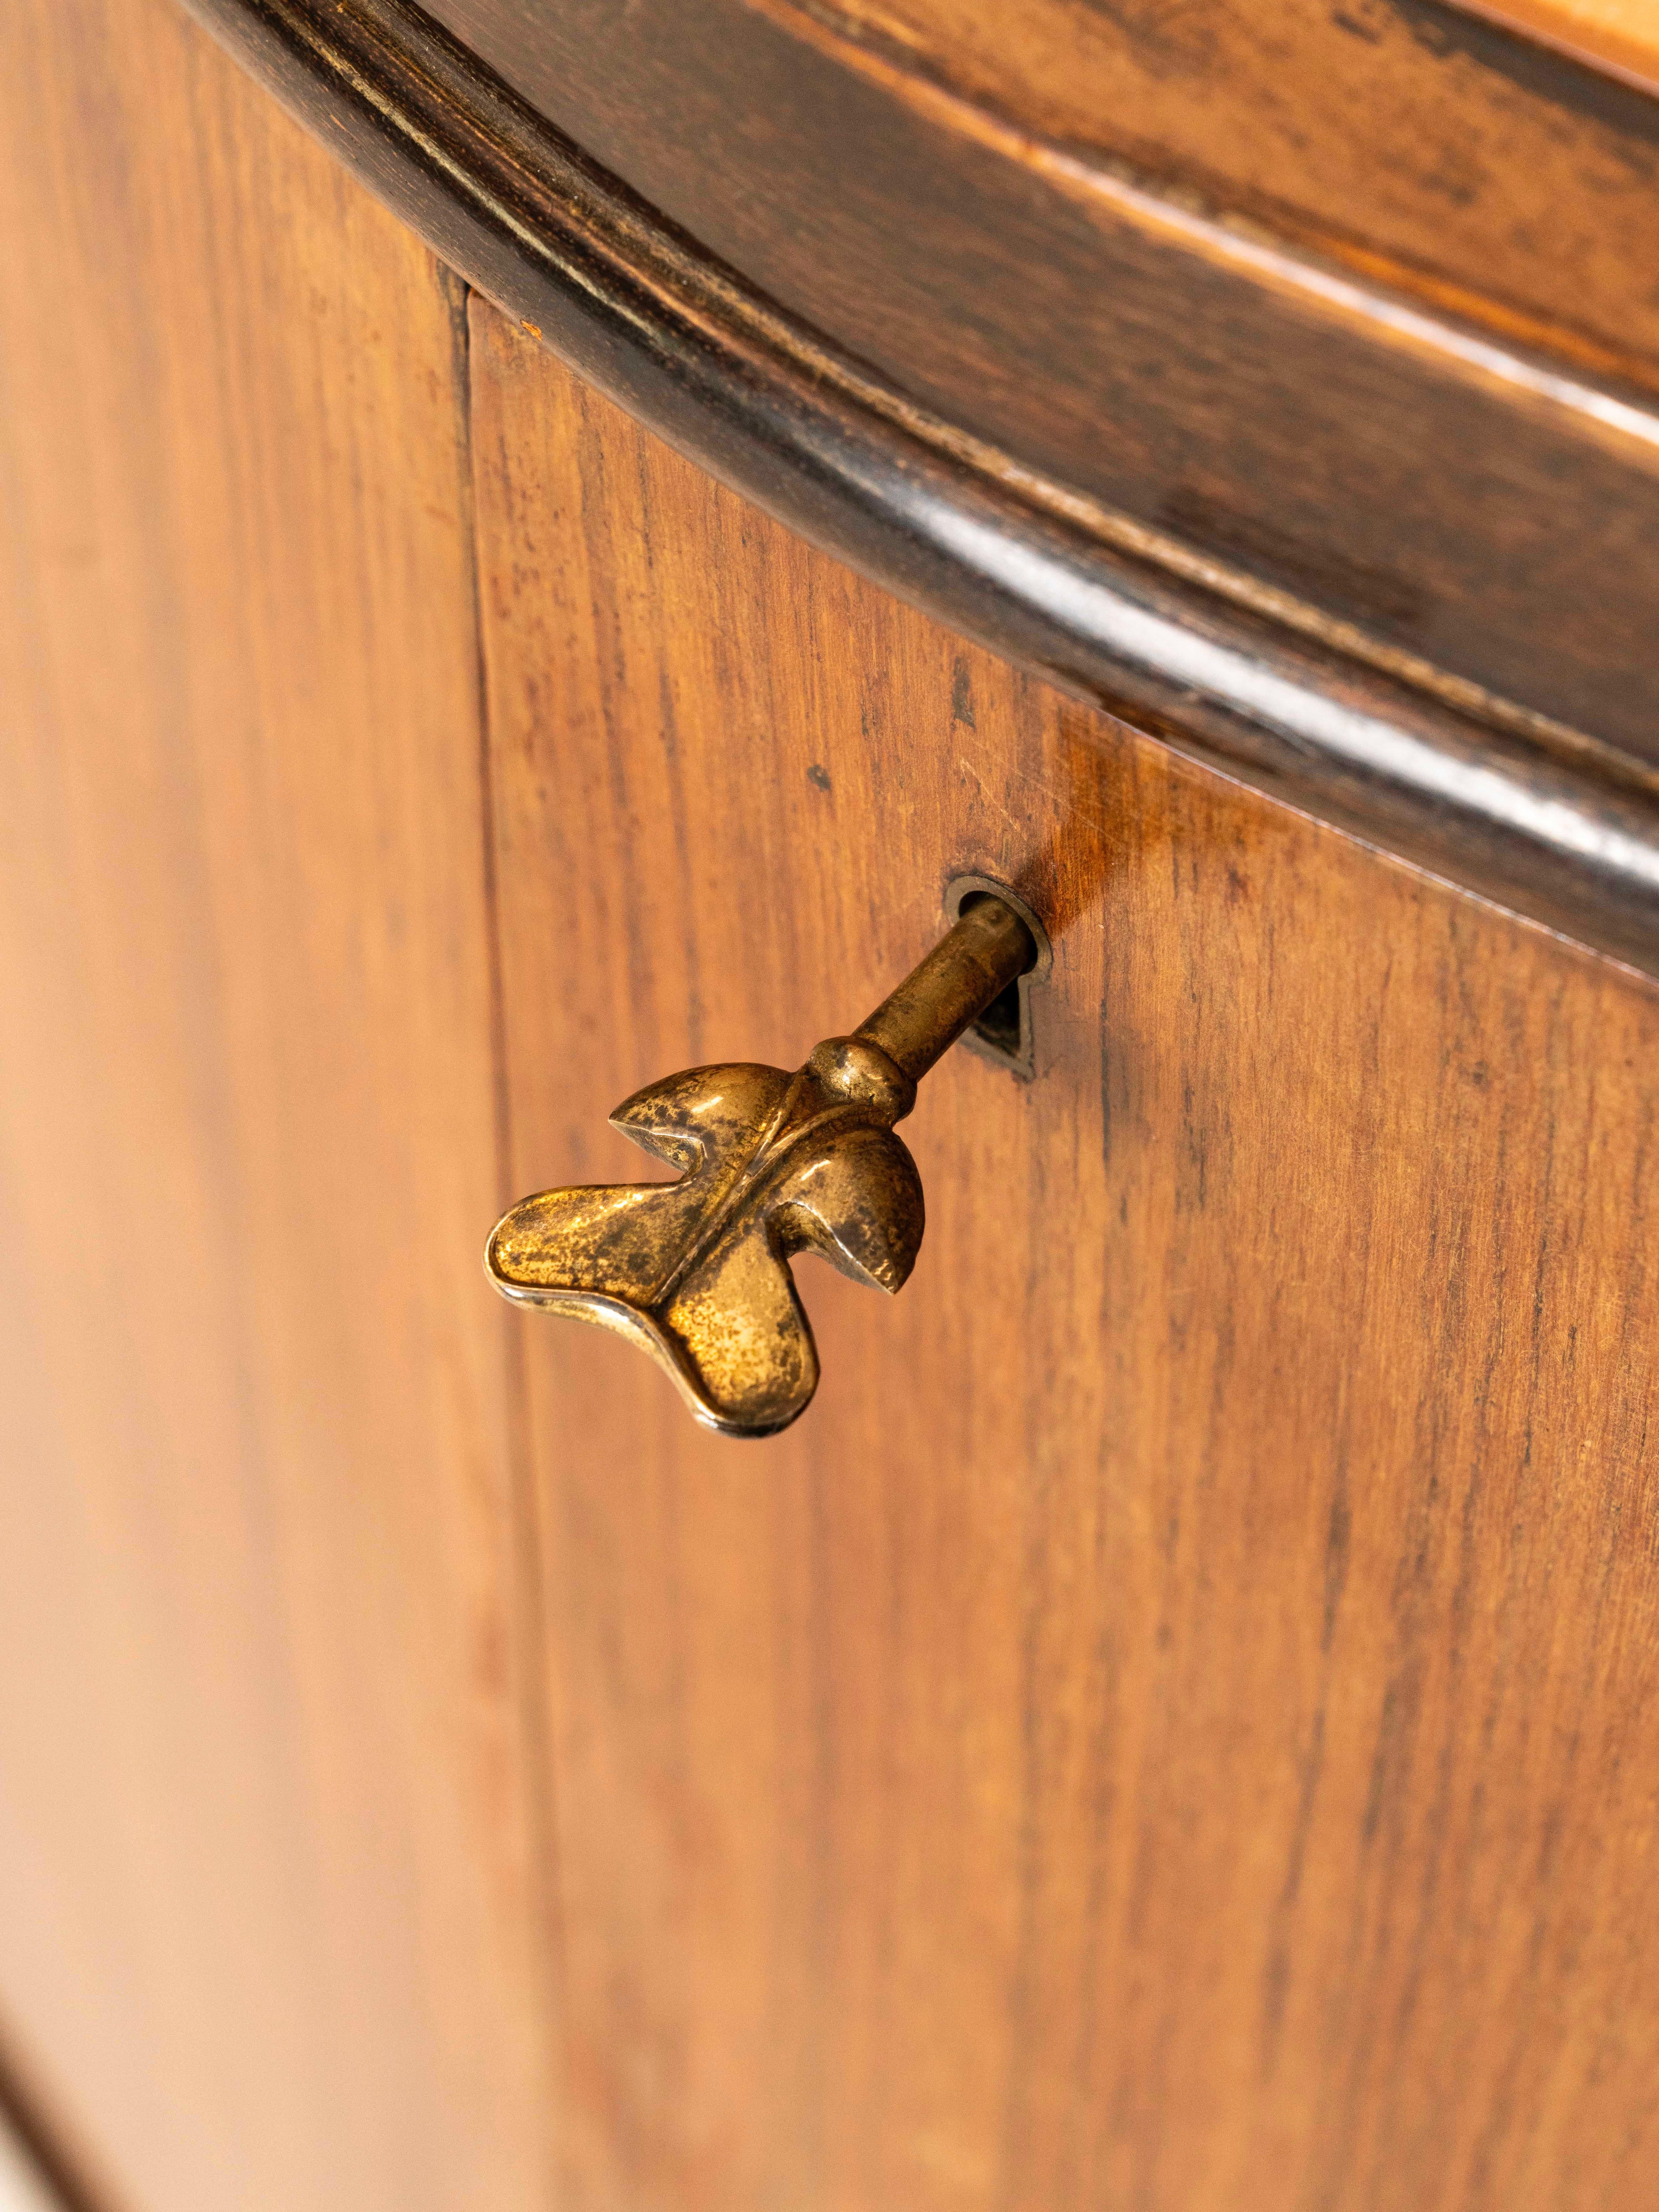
top-left (4, 3), bottom-right (1659, 2210)
top-left (0, 4), bottom-right (552, 2203)
top-left (468, 311), bottom-right (1659, 2212)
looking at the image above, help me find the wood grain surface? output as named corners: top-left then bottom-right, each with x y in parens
top-left (172, 0), bottom-right (1659, 997)
top-left (429, 0), bottom-right (1659, 385)
top-left (470, 309), bottom-right (1659, 2212)
top-left (417, 0), bottom-right (1659, 770)
top-left (0, 2), bottom-right (554, 2207)
top-left (6, 1), bottom-right (1659, 2209)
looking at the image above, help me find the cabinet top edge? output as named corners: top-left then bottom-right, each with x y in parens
top-left (179, 0), bottom-right (1659, 983)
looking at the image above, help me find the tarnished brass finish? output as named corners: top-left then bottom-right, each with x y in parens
top-left (485, 895), bottom-right (1038, 1435)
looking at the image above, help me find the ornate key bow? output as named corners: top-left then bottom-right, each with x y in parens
top-left (486, 893), bottom-right (1039, 1435)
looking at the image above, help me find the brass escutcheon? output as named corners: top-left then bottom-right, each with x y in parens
top-left (485, 892), bottom-right (1042, 1435)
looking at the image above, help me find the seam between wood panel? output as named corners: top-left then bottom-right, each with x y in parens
top-left (445, 264), bottom-right (567, 2206)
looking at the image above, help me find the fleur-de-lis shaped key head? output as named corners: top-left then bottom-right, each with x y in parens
top-left (486, 893), bottom-right (1039, 1436)
top-left (488, 1040), bottom-right (923, 1433)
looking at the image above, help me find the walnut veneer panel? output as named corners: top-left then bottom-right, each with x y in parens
top-left (7, 0), bottom-right (1659, 2203)
top-left (472, 307), bottom-right (1659, 2212)
top-left (0, 3), bottom-right (554, 2206)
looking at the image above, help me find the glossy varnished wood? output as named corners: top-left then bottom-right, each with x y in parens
top-left (177, 0), bottom-right (1659, 993)
top-left (471, 309), bottom-right (1659, 2212)
top-left (8, 4), bottom-right (1659, 2207)
top-left (0, 2), bottom-right (553, 2205)
top-left (431, 0), bottom-right (1659, 385)
top-left (421, 0), bottom-right (1659, 761)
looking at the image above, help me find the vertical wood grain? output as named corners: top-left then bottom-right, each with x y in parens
top-left (469, 303), bottom-right (1659, 2212)
top-left (8, 3), bottom-right (1659, 2205)
top-left (0, 4), bottom-right (554, 2207)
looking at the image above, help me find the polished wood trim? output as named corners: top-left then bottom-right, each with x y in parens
top-left (430, 0), bottom-right (1659, 391)
top-left (2, 1), bottom-right (557, 2201)
top-left (419, 0), bottom-right (1659, 765)
top-left (179, 0), bottom-right (1659, 981)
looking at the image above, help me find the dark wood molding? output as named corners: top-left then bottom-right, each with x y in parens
top-left (422, 0), bottom-right (1659, 769)
top-left (433, 0), bottom-right (1659, 395)
top-left (177, 0), bottom-right (1659, 981)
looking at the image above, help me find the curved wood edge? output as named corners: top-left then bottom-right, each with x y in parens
top-left (177, 0), bottom-right (1659, 983)
top-left (419, 0), bottom-right (1659, 767)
